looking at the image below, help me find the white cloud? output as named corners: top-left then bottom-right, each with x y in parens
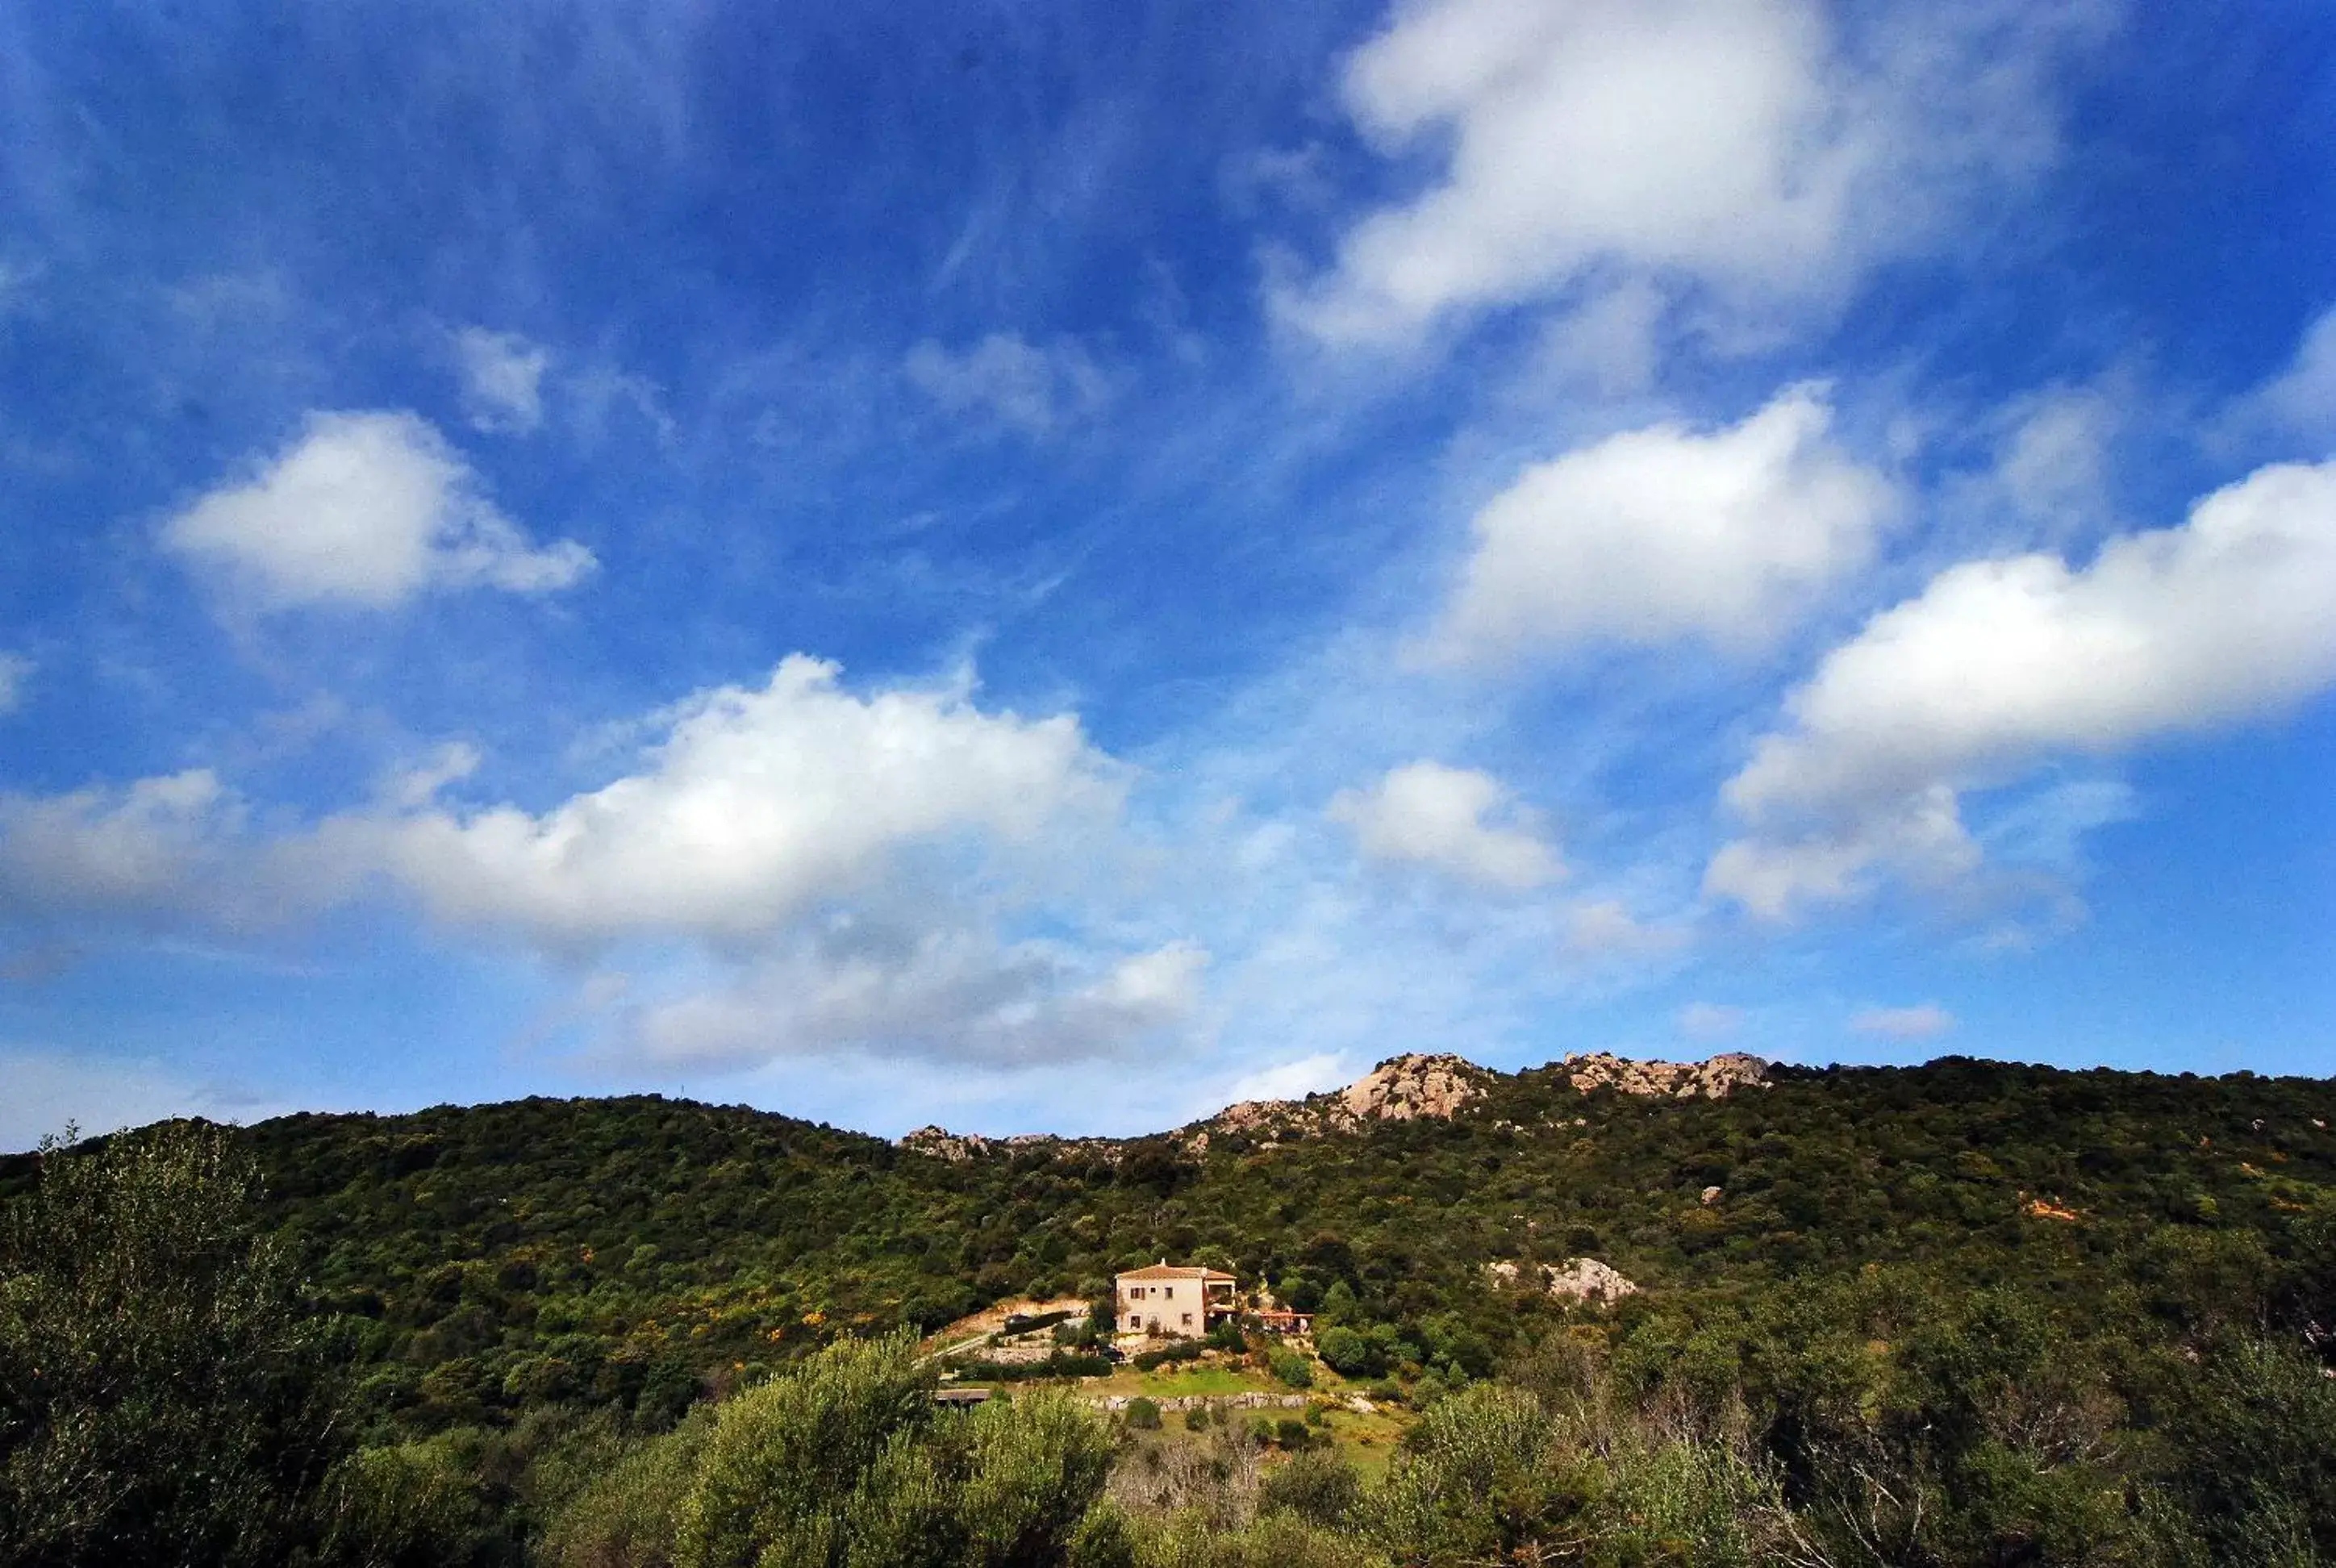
top-left (0, 653), bottom-right (30, 713)
top-left (1282, 0), bottom-right (2093, 346)
top-left (0, 1048), bottom-right (301, 1153)
top-left (594, 929), bottom-right (1205, 1071)
top-left (1994, 386), bottom-right (2118, 536)
top-left (1704, 784), bottom-right (1980, 922)
top-left (904, 333), bottom-right (1110, 436)
top-left (2247, 306), bottom-right (2336, 444)
top-left (453, 327), bottom-right (552, 433)
top-left (0, 657), bottom-right (1190, 1075)
top-left (1849, 1003), bottom-right (1954, 1040)
top-left (0, 770), bottom-right (251, 924)
top-left (1329, 759), bottom-right (1562, 888)
top-left (1709, 457), bottom-right (2336, 919)
top-left (346, 655), bottom-right (1122, 944)
top-left (1221, 1051), bottom-right (1351, 1105)
top-left (1429, 387), bottom-right (1896, 662)
top-left (1677, 1001), bottom-right (1744, 1041)
top-left (1530, 277), bottom-right (1668, 396)
top-left (161, 411), bottom-right (595, 609)
top-left (1562, 899), bottom-right (1692, 957)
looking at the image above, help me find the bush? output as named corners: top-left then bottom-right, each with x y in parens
top-left (1274, 1418), bottom-right (1312, 1449)
top-left (951, 1353), bottom-right (1112, 1383)
top-left (0, 1124), bottom-right (353, 1567)
top-left (1130, 1341), bottom-right (1206, 1373)
top-left (1123, 1398), bottom-right (1162, 1431)
top-left (537, 1408), bottom-right (715, 1568)
top-left (670, 1332), bottom-right (1116, 1568)
top-left (1183, 1407), bottom-right (1210, 1432)
top-left (1316, 1325), bottom-right (1380, 1378)
top-left (1270, 1352), bottom-right (1314, 1390)
top-left (1257, 1447), bottom-right (1362, 1528)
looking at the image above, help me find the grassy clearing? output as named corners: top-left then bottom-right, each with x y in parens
top-left (1091, 1362), bottom-right (1287, 1399)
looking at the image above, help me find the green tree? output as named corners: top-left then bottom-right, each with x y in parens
top-left (0, 1123), bottom-right (348, 1567)
top-left (670, 1332), bottom-right (1116, 1568)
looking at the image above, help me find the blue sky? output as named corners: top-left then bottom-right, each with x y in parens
top-left (3, 0), bottom-right (2334, 1149)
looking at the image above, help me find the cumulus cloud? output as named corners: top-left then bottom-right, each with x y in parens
top-left (344, 655), bottom-right (1122, 944)
top-left (161, 411), bottom-right (595, 609)
top-left (1329, 759), bottom-right (1562, 888)
top-left (1282, 0), bottom-right (2093, 346)
top-left (453, 327), bottom-right (552, 433)
top-left (1850, 1003), bottom-right (1954, 1040)
top-left (1429, 387), bottom-right (1896, 662)
top-left (595, 928), bottom-right (1206, 1071)
top-left (1704, 785), bottom-right (1979, 922)
top-left (1562, 899), bottom-right (1693, 957)
top-left (2242, 306), bottom-right (2336, 446)
top-left (0, 657), bottom-right (1190, 1073)
top-left (0, 770), bottom-right (252, 924)
top-left (0, 653), bottom-right (29, 713)
top-left (904, 333), bottom-right (1110, 436)
top-left (1708, 457), bottom-right (2336, 919)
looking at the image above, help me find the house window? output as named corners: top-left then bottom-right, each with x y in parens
top-left (1181, 1313), bottom-right (1192, 1327)
top-left (1164, 1286), bottom-right (1174, 1299)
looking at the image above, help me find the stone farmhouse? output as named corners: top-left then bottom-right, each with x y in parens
top-left (1115, 1261), bottom-right (1236, 1338)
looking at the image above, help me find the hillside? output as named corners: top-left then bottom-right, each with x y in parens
top-left (10, 1051), bottom-right (2325, 1441)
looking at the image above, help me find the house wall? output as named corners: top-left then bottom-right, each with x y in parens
top-left (1116, 1277), bottom-right (1205, 1337)
top-left (1114, 1274), bottom-right (1230, 1337)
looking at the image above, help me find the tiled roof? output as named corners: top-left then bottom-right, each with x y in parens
top-left (1116, 1262), bottom-right (1236, 1282)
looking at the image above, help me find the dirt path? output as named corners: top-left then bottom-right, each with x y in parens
top-left (917, 1295), bottom-right (1091, 1364)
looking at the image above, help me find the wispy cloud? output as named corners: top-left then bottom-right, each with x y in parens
top-left (1849, 1003), bottom-right (1955, 1040)
top-left (453, 327), bottom-right (552, 434)
top-left (0, 1047), bottom-right (302, 1153)
top-left (904, 334), bottom-right (1112, 437)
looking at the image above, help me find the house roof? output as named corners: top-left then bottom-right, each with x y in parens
top-left (1116, 1261), bottom-right (1236, 1282)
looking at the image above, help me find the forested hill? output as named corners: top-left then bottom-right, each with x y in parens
top-left (14, 1046), bottom-right (2317, 1439)
top-left (10, 1051), bottom-right (2324, 1440)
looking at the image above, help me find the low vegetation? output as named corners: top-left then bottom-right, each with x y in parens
top-left (3, 1055), bottom-right (2334, 1562)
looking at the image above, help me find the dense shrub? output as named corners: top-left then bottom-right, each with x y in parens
top-left (1257, 1448), bottom-right (1362, 1528)
top-left (0, 1124), bottom-right (352, 1568)
top-left (1129, 1341), bottom-right (1206, 1373)
top-left (657, 1332), bottom-right (1114, 1568)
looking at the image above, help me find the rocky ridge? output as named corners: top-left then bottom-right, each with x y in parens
top-left (1560, 1051), bottom-right (1769, 1100)
top-left (899, 1050), bottom-right (1767, 1158)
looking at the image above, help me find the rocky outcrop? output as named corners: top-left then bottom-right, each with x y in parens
top-left (1341, 1053), bottom-right (1486, 1122)
top-left (900, 1127), bottom-right (1119, 1163)
top-left (1188, 1053), bottom-right (1489, 1145)
top-left (1541, 1257), bottom-right (1639, 1304)
top-left (1562, 1051), bottom-right (1768, 1100)
top-left (902, 1125), bottom-right (991, 1162)
top-left (1487, 1256), bottom-right (1640, 1305)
